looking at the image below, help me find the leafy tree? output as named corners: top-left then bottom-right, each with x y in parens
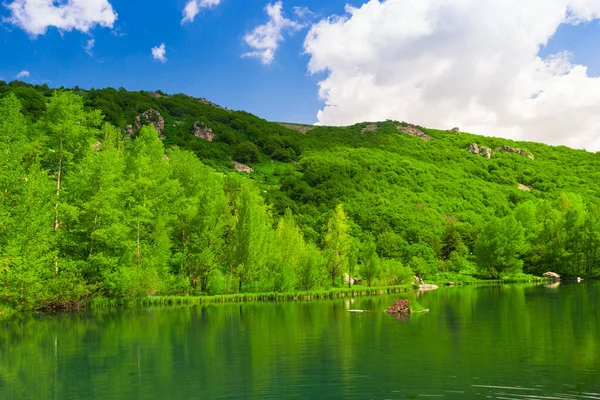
top-left (38, 91), bottom-right (102, 276)
top-left (323, 204), bottom-right (351, 286)
top-left (233, 142), bottom-right (260, 164)
top-left (475, 216), bottom-right (526, 279)
top-left (169, 147), bottom-right (227, 293)
top-left (228, 183), bottom-right (271, 292)
top-left (360, 233), bottom-right (380, 286)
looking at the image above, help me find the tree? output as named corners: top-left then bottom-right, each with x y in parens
top-left (360, 233), bottom-right (380, 286)
top-left (228, 182), bottom-right (271, 292)
top-left (441, 222), bottom-right (467, 260)
top-left (61, 123), bottom-right (130, 290)
top-left (169, 148), bottom-right (227, 293)
top-left (474, 216), bottom-right (526, 279)
top-left (268, 209), bottom-right (305, 292)
top-left (121, 126), bottom-right (179, 296)
top-left (233, 142), bottom-right (260, 164)
top-left (323, 204), bottom-right (351, 286)
top-left (38, 91), bottom-right (102, 276)
top-left (0, 94), bottom-right (56, 310)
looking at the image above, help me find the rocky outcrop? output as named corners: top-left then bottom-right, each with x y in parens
top-left (92, 141), bottom-right (102, 151)
top-left (495, 146), bottom-right (534, 160)
top-left (469, 143), bottom-right (492, 159)
top-left (148, 92), bottom-right (162, 99)
top-left (518, 184), bottom-right (532, 191)
top-left (280, 123), bottom-right (314, 134)
top-left (233, 161), bottom-right (254, 173)
top-left (344, 273), bottom-right (362, 285)
top-left (198, 97), bottom-right (226, 110)
top-left (361, 124), bottom-right (378, 133)
top-left (193, 121), bottom-right (214, 142)
top-left (386, 300), bottom-right (411, 316)
top-left (543, 271), bottom-right (560, 281)
top-left (124, 124), bottom-right (135, 138)
top-left (451, 127), bottom-right (460, 134)
top-left (397, 124), bottom-right (432, 141)
top-left (414, 276), bottom-right (424, 285)
top-left (418, 284), bottom-right (439, 291)
top-left (128, 109), bottom-right (166, 139)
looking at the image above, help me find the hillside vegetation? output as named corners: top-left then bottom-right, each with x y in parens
top-left (1, 80), bottom-right (599, 312)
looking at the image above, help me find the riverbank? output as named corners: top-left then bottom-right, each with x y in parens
top-left (90, 285), bottom-right (415, 308)
top-left (0, 274), bottom-right (553, 320)
top-left (90, 274), bottom-right (549, 308)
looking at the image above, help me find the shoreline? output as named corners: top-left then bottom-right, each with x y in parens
top-left (0, 276), bottom-right (556, 320)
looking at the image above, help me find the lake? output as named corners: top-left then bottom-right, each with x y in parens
top-left (1, 282), bottom-right (599, 399)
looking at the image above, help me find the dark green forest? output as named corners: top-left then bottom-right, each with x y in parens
top-left (1, 80), bottom-right (599, 313)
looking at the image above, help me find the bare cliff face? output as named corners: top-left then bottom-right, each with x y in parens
top-left (193, 121), bottom-right (214, 142)
top-left (469, 143), bottom-right (492, 159)
top-left (469, 143), bottom-right (535, 160)
top-left (124, 109), bottom-right (166, 140)
top-left (233, 161), bottom-right (253, 173)
top-left (495, 145), bottom-right (534, 160)
top-left (397, 124), bottom-right (432, 140)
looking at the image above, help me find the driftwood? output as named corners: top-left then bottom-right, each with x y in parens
top-left (385, 300), bottom-right (411, 315)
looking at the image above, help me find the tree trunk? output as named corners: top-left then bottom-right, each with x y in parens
top-left (54, 138), bottom-right (63, 276)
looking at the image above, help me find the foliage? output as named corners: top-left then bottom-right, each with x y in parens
top-left (2, 83), bottom-right (600, 310)
top-left (475, 216), bottom-right (526, 279)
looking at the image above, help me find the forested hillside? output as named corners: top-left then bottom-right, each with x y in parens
top-left (1, 80), bottom-right (599, 312)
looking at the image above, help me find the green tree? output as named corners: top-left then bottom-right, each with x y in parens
top-left (38, 91), bottom-right (102, 276)
top-left (323, 204), bottom-right (351, 286)
top-left (360, 233), bottom-right (380, 287)
top-left (228, 182), bottom-right (271, 292)
top-left (233, 142), bottom-right (260, 164)
top-left (475, 216), bottom-right (526, 279)
top-left (169, 148), bottom-right (228, 293)
top-left (122, 126), bottom-right (179, 296)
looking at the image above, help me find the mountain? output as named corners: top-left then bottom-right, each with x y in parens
top-left (1, 80), bottom-right (599, 312)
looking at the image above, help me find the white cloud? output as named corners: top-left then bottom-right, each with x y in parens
top-left (152, 43), bottom-right (167, 63)
top-left (4, 0), bottom-right (117, 36)
top-left (182, 0), bottom-right (221, 24)
top-left (304, 0), bottom-right (600, 151)
top-left (293, 6), bottom-right (317, 20)
top-left (242, 1), bottom-right (302, 65)
top-left (84, 38), bottom-right (95, 56)
top-left (16, 70), bottom-right (30, 79)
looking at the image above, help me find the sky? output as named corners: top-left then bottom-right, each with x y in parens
top-left (1, 0), bottom-right (600, 150)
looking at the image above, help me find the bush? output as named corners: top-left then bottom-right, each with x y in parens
top-left (234, 142), bottom-right (260, 164)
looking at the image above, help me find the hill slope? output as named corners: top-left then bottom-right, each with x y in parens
top-left (1, 81), bottom-right (598, 310)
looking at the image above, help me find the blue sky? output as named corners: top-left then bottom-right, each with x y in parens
top-left (1, 0), bottom-right (600, 150)
top-left (0, 0), bottom-right (358, 124)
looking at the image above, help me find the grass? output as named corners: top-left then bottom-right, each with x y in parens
top-left (429, 272), bottom-right (548, 286)
top-left (91, 285), bottom-right (415, 308)
top-left (409, 299), bottom-right (428, 313)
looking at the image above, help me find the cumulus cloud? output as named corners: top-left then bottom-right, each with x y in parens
top-left (243, 1), bottom-right (302, 65)
top-left (182, 0), bottom-right (221, 24)
top-left (3, 0), bottom-right (117, 36)
top-left (304, 0), bottom-right (600, 150)
top-left (152, 43), bottom-right (167, 63)
top-left (16, 70), bottom-right (30, 79)
top-left (84, 38), bottom-right (95, 56)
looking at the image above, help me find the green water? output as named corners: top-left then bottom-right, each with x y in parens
top-left (1, 282), bottom-right (599, 399)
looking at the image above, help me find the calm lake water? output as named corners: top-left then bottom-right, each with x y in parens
top-left (1, 282), bottom-right (599, 399)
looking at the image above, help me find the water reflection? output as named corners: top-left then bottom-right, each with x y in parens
top-left (0, 282), bottom-right (598, 399)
